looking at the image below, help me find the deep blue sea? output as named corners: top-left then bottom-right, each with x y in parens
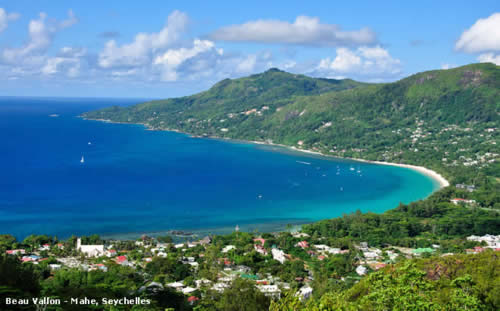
top-left (0, 97), bottom-right (439, 239)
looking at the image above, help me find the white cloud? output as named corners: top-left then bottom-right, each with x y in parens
top-left (2, 10), bottom-right (78, 65)
top-left (153, 39), bottom-right (217, 81)
top-left (235, 55), bottom-right (257, 73)
top-left (315, 46), bottom-right (401, 78)
top-left (456, 13), bottom-right (500, 53)
top-left (98, 10), bottom-right (188, 68)
top-left (0, 8), bottom-right (19, 33)
top-left (319, 48), bottom-right (361, 72)
top-left (477, 53), bottom-right (500, 65)
top-left (209, 15), bottom-right (376, 47)
top-left (41, 47), bottom-right (86, 77)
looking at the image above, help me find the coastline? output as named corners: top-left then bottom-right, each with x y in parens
top-left (249, 140), bottom-right (450, 190)
top-left (82, 116), bottom-right (450, 191)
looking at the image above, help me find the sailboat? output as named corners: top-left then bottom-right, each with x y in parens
top-left (80, 156), bottom-right (85, 163)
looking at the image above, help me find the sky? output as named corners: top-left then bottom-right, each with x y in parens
top-left (0, 1), bottom-right (498, 98)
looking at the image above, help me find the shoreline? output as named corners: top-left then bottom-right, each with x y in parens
top-left (248, 140), bottom-right (449, 190)
top-left (82, 116), bottom-right (450, 190)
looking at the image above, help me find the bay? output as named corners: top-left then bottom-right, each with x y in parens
top-left (0, 97), bottom-right (439, 239)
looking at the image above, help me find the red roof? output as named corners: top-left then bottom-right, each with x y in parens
top-left (6, 249), bottom-right (25, 254)
top-left (298, 241), bottom-right (309, 248)
top-left (187, 296), bottom-right (199, 302)
top-left (116, 255), bottom-right (127, 262)
top-left (318, 255), bottom-right (326, 260)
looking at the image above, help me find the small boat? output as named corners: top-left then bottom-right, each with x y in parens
top-left (296, 161), bottom-right (311, 165)
top-left (349, 167), bottom-right (355, 171)
top-left (88, 142), bottom-right (92, 145)
top-left (80, 156), bottom-right (84, 163)
top-left (340, 187), bottom-right (344, 191)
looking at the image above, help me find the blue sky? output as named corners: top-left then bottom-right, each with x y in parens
top-left (0, 1), bottom-right (498, 98)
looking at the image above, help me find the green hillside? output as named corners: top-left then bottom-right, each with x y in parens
top-left (83, 63), bottom-right (500, 207)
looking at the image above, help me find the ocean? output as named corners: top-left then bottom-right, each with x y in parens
top-left (0, 97), bottom-right (439, 239)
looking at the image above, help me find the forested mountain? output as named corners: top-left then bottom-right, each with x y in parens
top-left (83, 62), bottom-right (500, 207)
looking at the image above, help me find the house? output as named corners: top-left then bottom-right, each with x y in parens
top-left (182, 287), bottom-right (197, 295)
top-left (298, 286), bottom-right (313, 300)
top-left (257, 285), bottom-right (281, 298)
top-left (292, 232), bottom-right (310, 238)
top-left (6, 249), bottom-right (25, 255)
top-left (222, 245), bottom-right (236, 253)
top-left (115, 255), bottom-right (128, 265)
top-left (466, 246), bottom-right (485, 254)
top-left (105, 249), bottom-right (117, 257)
top-left (93, 263), bottom-right (108, 272)
top-left (167, 282), bottom-right (184, 291)
top-left (271, 248), bottom-right (286, 264)
top-left (195, 279), bottom-right (212, 288)
top-left (455, 184), bottom-right (476, 192)
top-left (212, 282), bottom-right (229, 292)
top-left (187, 296), bottom-right (200, 305)
top-left (157, 251), bottom-right (167, 257)
top-left (296, 241), bottom-right (309, 249)
top-left (76, 238), bottom-right (105, 257)
top-left (39, 244), bottom-right (50, 251)
top-left (235, 265), bottom-right (252, 273)
top-left (356, 265), bottom-right (367, 276)
top-left (49, 264), bottom-right (62, 270)
top-left (254, 244), bottom-right (268, 255)
top-left (21, 256), bottom-right (34, 262)
top-left (467, 234), bottom-right (500, 248)
top-left (450, 198), bottom-right (476, 205)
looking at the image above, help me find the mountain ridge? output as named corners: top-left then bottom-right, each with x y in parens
top-left (82, 63), bottom-right (499, 189)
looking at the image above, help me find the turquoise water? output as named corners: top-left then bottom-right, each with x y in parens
top-left (0, 97), bottom-right (439, 239)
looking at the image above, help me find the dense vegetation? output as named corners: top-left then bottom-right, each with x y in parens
top-left (271, 251), bottom-right (499, 310)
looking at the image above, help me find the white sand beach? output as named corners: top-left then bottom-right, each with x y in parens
top-left (250, 140), bottom-right (450, 189)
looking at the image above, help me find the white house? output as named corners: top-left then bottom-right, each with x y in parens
top-left (222, 245), bottom-right (236, 253)
top-left (257, 285), bottom-right (281, 298)
top-left (356, 265), bottom-right (367, 276)
top-left (271, 248), bottom-right (286, 264)
top-left (76, 238), bottom-right (105, 257)
top-left (298, 286), bottom-right (313, 300)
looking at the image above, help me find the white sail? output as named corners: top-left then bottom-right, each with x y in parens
top-left (80, 156), bottom-right (84, 163)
